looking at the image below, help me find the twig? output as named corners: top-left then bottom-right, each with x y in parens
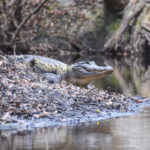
top-left (11, 0), bottom-right (48, 44)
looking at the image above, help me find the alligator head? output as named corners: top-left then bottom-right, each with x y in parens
top-left (64, 61), bottom-right (113, 86)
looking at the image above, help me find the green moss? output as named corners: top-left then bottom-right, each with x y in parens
top-left (135, 6), bottom-right (148, 32)
top-left (136, 17), bottom-right (143, 31)
top-left (109, 22), bottom-right (120, 32)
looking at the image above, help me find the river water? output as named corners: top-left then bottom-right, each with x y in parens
top-left (1, 54), bottom-right (150, 150)
top-left (1, 107), bottom-right (150, 150)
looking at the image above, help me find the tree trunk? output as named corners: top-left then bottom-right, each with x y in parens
top-left (103, 0), bottom-right (150, 53)
top-left (103, 0), bottom-right (129, 13)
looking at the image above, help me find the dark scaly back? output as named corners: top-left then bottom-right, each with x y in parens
top-left (33, 56), bottom-right (69, 74)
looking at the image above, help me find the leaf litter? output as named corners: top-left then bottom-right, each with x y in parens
top-left (0, 55), bottom-right (150, 130)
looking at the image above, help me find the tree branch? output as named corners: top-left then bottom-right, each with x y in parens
top-left (10, 0), bottom-right (48, 45)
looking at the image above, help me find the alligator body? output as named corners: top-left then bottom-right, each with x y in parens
top-left (12, 55), bottom-right (113, 86)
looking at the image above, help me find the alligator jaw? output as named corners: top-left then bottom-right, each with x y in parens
top-left (65, 61), bottom-right (113, 86)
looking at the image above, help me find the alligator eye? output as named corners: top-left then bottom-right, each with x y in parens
top-left (84, 61), bottom-right (91, 64)
top-left (77, 61), bottom-right (90, 65)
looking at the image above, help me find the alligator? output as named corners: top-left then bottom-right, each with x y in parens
top-left (12, 55), bottom-right (113, 86)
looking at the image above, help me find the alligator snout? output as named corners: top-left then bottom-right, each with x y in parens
top-left (104, 66), bottom-right (113, 72)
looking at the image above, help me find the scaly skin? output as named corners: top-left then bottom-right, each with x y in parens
top-left (11, 55), bottom-right (113, 86)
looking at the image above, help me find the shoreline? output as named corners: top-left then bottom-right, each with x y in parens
top-left (0, 55), bottom-right (150, 130)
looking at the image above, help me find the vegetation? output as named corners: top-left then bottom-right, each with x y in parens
top-left (0, 0), bottom-right (149, 55)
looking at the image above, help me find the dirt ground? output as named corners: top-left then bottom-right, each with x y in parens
top-left (0, 55), bottom-right (150, 130)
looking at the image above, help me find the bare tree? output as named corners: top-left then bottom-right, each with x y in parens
top-left (0, 0), bottom-right (48, 53)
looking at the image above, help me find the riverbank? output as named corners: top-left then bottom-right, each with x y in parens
top-left (0, 55), bottom-right (150, 130)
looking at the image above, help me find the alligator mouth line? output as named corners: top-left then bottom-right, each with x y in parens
top-left (80, 70), bottom-right (113, 79)
top-left (81, 65), bottom-right (113, 73)
top-left (71, 69), bottom-right (113, 86)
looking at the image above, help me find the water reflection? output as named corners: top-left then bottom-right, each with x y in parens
top-left (90, 56), bottom-right (150, 98)
top-left (1, 107), bottom-right (150, 150)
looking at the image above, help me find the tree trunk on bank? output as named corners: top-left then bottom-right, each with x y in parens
top-left (103, 0), bottom-right (150, 53)
top-left (103, 0), bottom-right (129, 13)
